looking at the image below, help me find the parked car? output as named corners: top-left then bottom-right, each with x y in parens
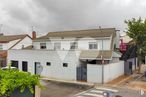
top-left (1, 66), bottom-right (17, 70)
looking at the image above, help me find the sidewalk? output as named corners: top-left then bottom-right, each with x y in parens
top-left (106, 75), bottom-right (132, 86)
top-left (40, 77), bottom-right (94, 87)
top-left (128, 81), bottom-right (146, 91)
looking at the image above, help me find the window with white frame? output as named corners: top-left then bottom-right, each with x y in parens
top-left (40, 43), bottom-right (46, 49)
top-left (70, 42), bottom-right (78, 49)
top-left (54, 42), bottom-right (61, 50)
top-left (89, 42), bottom-right (97, 49)
top-left (0, 45), bottom-right (3, 50)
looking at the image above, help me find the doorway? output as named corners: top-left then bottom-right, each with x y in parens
top-left (77, 64), bottom-right (87, 81)
top-left (129, 62), bottom-right (133, 74)
top-left (22, 61), bottom-right (28, 72)
top-left (34, 62), bottom-right (43, 75)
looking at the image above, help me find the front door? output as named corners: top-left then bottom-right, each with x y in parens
top-left (34, 62), bottom-right (43, 75)
top-left (22, 61), bottom-right (28, 72)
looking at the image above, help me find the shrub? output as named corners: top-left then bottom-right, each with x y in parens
top-left (0, 69), bottom-right (41, 97)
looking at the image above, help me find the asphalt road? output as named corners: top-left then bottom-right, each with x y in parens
top-left (41, 80), bottom-right (92, 97)
top-left (113, 88), bottom-right (146, 97)
top-left (41, 80), bottom-right (146, 97)
top-left (74, 87), bottom-right (146, 97)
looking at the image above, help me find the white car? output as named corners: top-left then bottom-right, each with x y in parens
top-left (1, 66), bottom-right (17, 70)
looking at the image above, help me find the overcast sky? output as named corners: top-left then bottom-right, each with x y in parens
top-left (0, 0), bottom-right (146, 35)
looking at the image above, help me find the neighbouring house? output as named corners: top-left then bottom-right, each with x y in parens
top-left (0, 33), bottom-right (33, 67)
top-left (120, 35), bottom-right (139, 75)
top-left (8, 28), bottom-right (124, 83)
top-left (120, 45), bottom-right (138, 75)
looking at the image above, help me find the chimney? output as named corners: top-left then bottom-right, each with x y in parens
top-left (32, 31), bottom-right (36, 40)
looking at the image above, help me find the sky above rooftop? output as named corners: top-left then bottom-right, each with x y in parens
top-left (0, 0), bottom-right (146, 35)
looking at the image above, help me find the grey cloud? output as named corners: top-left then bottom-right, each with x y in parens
top-left (1, 0), bottom-right (146, 35)
top-left (7, 7), bottom-right (31, 22)
top-left (33, 0), bottom-right (141, 32)
top-left (34, 0), bottom-right (103, 27)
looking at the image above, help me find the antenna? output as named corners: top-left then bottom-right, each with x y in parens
top-left (31, 26), bottom-right (34, 32)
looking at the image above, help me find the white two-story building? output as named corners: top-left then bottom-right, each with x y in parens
top-left (8, 28), bottom-right (124, 83)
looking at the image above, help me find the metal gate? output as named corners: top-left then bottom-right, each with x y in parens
top-left (77, 65), bottom-right (87, 81)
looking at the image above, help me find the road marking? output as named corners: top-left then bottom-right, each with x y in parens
top-left (96, 87), bottom-right (119, 93)
top-left (74, 87), bottom-right (118, 97)
top-left (82, 93), bottom-right (104, 97)
top-left (90, 90), bottom-right (104, 93)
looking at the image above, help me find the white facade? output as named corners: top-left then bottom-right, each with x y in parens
top-left (8, 49), bottom-right (123, 83)
top-left (87, 61), bottom-right (124, 83)
top-left (8, 50), bottom-right (81, 80)
top-left (33, 37), bottom-right (111, 50)
top-left (87, 64), bottom-right (103, 83)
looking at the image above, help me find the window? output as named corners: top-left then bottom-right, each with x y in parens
top-left (63, 63), bottom-right (68, 67)
top-left (46, 62), bottom-right (51, 66)
top-left (0, 45), bottom-right (2, 50)
top-left (70, 42), bottom-right (78, 49)
top-left (89, 42), bottom-right (97, 49)
top-left (54, 42), bottom-right (61, 50)
top-left (11, 60), bottom-right (19, 69)
top-left (40, 43), bottom-right (46, 49)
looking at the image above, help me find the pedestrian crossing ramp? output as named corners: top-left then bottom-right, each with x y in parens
top-left (73, 87), bottom-right (118, 97)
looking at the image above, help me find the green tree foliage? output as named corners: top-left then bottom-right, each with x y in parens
top-left (0, 69), bottom-right (41, 97)
top-left (125, 17), bottom-right (146, 72)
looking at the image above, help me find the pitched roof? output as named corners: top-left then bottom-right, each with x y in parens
top-left (0, 34), bottom-right (30, 43)
top-left (35, 28), bottom-right (116, 40)
top-left (79, 50), bottom-right (112, 60)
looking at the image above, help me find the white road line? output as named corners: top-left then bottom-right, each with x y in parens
top-left (82, 93), bottom-right (104, 97)
top-left (73, 89), bottom-right (89, 96)
top-left (90, 90), bottom-right (104, 93)
top-left (95, 87), bottom-right (118, 93)
top-left (74, 88), bottom-right (118, 97)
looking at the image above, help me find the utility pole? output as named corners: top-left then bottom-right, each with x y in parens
top-left (99, 26), bottom-right (104, 84)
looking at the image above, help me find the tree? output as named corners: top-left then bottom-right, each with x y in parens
top-left (125, 17), bottom-right (146, 73)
